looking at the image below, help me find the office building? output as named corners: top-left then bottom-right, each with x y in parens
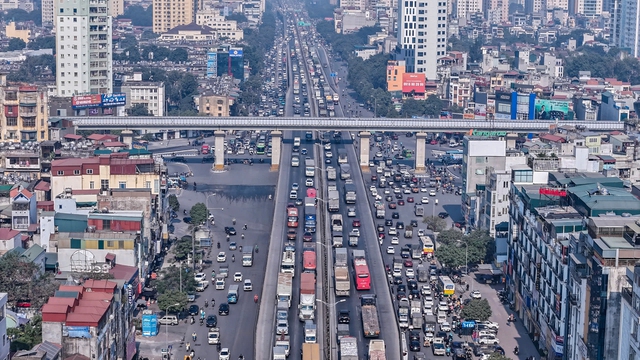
top-left (42, 0), bottom-right (55, 26)
top-left (618, 0), bottom-right (640, 57)
top-left (120, 73), bottom-right (166, 116)
top-left (574, 0), bottom-right (603, 15)
top-left (396, 0), bottom-right (448, 81)
top-left (207, 46), bottom-right (246, 81)
top-left (196, 9), bottom-right (244, 40)
top-left (0, 0), bottom-right (34, 11)
top-left (619, 263), bottom-right (640, 360)
top-left (55, 0), bottom-right (113, 97)
top-left (199, 92), bottom-right (231, 117)
top-left (152, 0), bottom-right (195, 34)
top-left (486, 0), bottom-right (509, 23)
top-left (456, 0), bottom-right (483, 19)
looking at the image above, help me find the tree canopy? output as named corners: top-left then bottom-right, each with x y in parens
top-left (168, 194), bottom-right (180, 212)
top-left (0, 252), bottom-right (58, 309)
top-left (28, 36), bottom-right (55, 52)
top-left (435, 229), bottom-right (494, 269)
top-left (423, 215), bottom-right (447, 233)
top-left (8, 315), bottom-right (42, 351)
top-left (7, 38), bottom-right (26, 51)
top-left (127, 103), bottom-right (150, 116)
top-left (132, 67), bottom-right (198, 115)
top-left (190, 203), bottom-right (209, 226)
top-left (157, 290), bottom-right (188, 312)
top-left (563, 47), bottom-right (640, 84)
top-left (7, 54), bottom-right (55, 82)
top-left (119, 5), bottom-right (153, 27)
top-left (153, 264), bottom-right (197, 294)
top-left (460, 298), bottom-right (492, 321)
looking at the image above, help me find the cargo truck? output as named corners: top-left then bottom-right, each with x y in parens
top-left (412, 242), bottom-right (422, 259)
top-left (368, 339), bottom-right (386, 360)
top-left (414, 204), bottom-right (425, 216)
top-left (227, 284), bottom-right (239, 304)
top-left (348, 235), bottom-right (358, 247)
top-left (340, 336), bottom-right (358, 360)
top-left (410, 312), bottom-right (424, 330)
top-left (331, 214), bottom-right (343, 232)
top-left (277, 273), bottom-right (293, 308)
top-left (302, 343), bottom-right (320, 360)
top-left (417, 265), bottom-right (429, 282)
top-left (398, 298), bottom-right (410, 328)
top-left (339, 163), bottom-right (351, 180)
top-left (337, 323), bottom-right (350, 343)
top-left (376, 204), bottom-right (385, 219)
top-left (361, 295), bottom-right (381, 338)
top-left (299, 272), bottom-right (316, 321)
top-left (332, 231), bottom-right (344, 247)
top-left (275, 335), bottom-right (290, 357)
top-left (305, 159), bottom-right (316, 177)
top-left (304, 205), bottom-right (316, 233)
top-left (328, 190), bottom-right (340, 212)
top-left (281, 250), bottom-right (295, 275)
top-left (273, 346), bottom-right (286, 360)
top-left (327, 166), bottom-right (337, 180)
top-left (333, 93), bottom-right (339, 104)
top-left (242, 247), bottom-right (254, 267)
top-left (334, 248), bottom-right (350, 296)
top-left (344, 182), bottom-right (356, 204)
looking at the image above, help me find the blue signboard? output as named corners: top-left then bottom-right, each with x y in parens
top-left (207, 52), bottom-right (217, 78)
top-left (229, 48), bottom-right (243, 57)
top-left (65, 326), bottom-right (92, 338)
top-left (101, 93), bottom-right (126, 107)
top-left (461, 321), bottom-right (476, 328)
top-left (141, 313), bottom-right (158, 336)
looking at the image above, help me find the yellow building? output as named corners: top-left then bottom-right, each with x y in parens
top-left (50, 154), bottom-right (161, 199)
top-left (5, 22), bottom-right (31, 43)
top-left (0, 76), bottom-right (48, 142)
top-left (386, 60), bottom-right (405, 93)
top-left (109, 0), bottom-right (124, 17)
top-left (583, 133), bottom-right (602, 154)
top-left (152, 0), bottom-right (195, 34)
top-left (199, 93), bottom-right (231, 117)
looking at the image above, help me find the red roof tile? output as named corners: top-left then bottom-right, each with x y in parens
top-left (34, 181), bottom-right (50, 191)
top-left (0, 228), bottom-right (20, 240)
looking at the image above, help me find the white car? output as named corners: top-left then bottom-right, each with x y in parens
top-left (421, 197), bottom-right (429, 204)
top-left (424, 296), bottom-right (434, 307)
top-left (292, 183), bottom-right (299, 190)
top-left (441, 322), bottom-right (452, 332)
top-left (350, 229), bottom-right (360, 237)
top-left (243, 279), bottom-right (252, 291)
top-left (421, 285), bottom-right (431, 296)
top-left (386, 246), bottom-right (395, 254)
top-left (417, 229), bottom-right (425, 237)
top-left (384, 189), bottom-right (391, 195)
top-left (276, 319), bottom-right (289, 335)
top-left (324, 143), bottom-right (331, 150)
top-left (470, 290), bottom-right (482, 299)
top-left (370, 185), bottom-right (376, 192)
top-left (405, 269), bottom-right (415, 279)
top-left (391, 236), bottom-right (399, 245)
top-left (478, 335), bottom-right (500, 345)
top-left (289, 190), bottom-right (298, 199)
top-left (305, 178), bottom-right (314, 187)
top-left (393, 187), bottom-right (402, 194)
top-left (217, 252), bottom-right (227, 262)
top-left (393, 267), bottom-right (402, 277)
top-left (388, 227), bottom-right (397, 235)
top-left (403, 188), bottom-right (411, 194)
top-left (438, 301), bottom-right (449, 312)
top-left (219, 348), bottom-right (230, 360)
top-left (420, 187), bottom-right (428, 192)
top-left (429, 189), bottom-right (437, 196)
top-left (325, 151), bottom-right (333, 158)
top-left (423, 303), bottom-right (434, 316)
top-left (477, 321), bottom-right (500, 330)
top-left (347, 207), bottom-right (356, 217)
top-left (233, 272), bottom-right (243, 282)
top-left (194, 272), bottom-right (206, 282)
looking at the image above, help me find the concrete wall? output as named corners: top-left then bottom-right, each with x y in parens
top-left (38, 212), bottom-right (55, 251)
top-left (604, 266), bottom-right (627, 359)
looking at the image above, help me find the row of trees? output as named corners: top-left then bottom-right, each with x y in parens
top-left (132, 67), bottom-right (199, 115)
top-left (564, 46), bottom-right (640, 84)
top-left (118, 5), bottom-right (153, 27)
top-left (434, 229), bottom-right (495, 269)
top-left (115, 43), bottom-right (189, 63)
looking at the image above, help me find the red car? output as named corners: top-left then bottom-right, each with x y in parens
top-left (352, 219), bottom-right (361, 227)
top-left (398, 200), bottom-right (405, 206)
top-left (371, 175), bottom-right (378, 181)
top-left (407, 197), bottom-right (415, 203)
top-left (388, 202), bottom-right (397, 209)
top-left (404, 259), bottom-right (414, 267)
top-left (430, 139), bottom-right (437, 145)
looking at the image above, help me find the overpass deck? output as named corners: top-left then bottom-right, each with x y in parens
top-left (67, 116), bottom-right (625, 132)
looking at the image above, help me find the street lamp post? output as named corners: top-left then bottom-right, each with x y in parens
top-left (316, 299), bottom-right (347, 307)
top-left (165, 302), bottom-right (180, 357)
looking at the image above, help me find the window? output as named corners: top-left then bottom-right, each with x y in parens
top-left (145, 181), bottom-right (151, 189)
top-left (87, 169), bottom-right (93, 174)
top-left (6, 117), bottom-right (17, 126)
top-left (103, 219), bottom-right (111, 230)
top-left (89, 181), bottom-right (95, 189)
top-left (57, 170), bottom-right (64, 175)
top-left (100, 179), bottom-right (109, 190)
top-left (73, 169), bottom-right (80, 175)
top-left (119, 181), bottom-right (126, 189)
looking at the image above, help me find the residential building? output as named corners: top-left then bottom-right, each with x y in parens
top-left (109, 0), bottom-right (123, 16)
top-left (386, 60), bottom-right (406, 94)
top-left (10, 186), bottom-right (36, 231)
top-left (159, 23), bottom-right (217, 42)
top-left (8, 244), bottom-right (47, 275)
top-left (120, 73), bottom-right (165, 116)
top-left (55, 0), bottom-right (113, 96)
top-left (0, 79), bottom-right (49, 142)
top-left (42, 0), bottom-right (55, 26)
top-left (486, 0), bottom-right (509, 23)
top-left (618, 0), bottom-right (640, 57)
top-left (152, 0), bottom-right (195, 33)
top-left (195, 10), bottom-right (244, 40)
top-left (456, 0), bottom-right (483, 19)
top-left (0, 228), bottom-right (22, 254)
top-left (0, 293), bottom-right (9, 360)
top-left (0, 0), bottom-right (34, 11)
top-left (340, 0), bottom-right (365, 10)
top-left (198, 92), bottom-right (231, 117)
top-left (396, 0), bottom-right (448, 80)
top-left (574, 0), bottom-right (603, 16)
top-left (619, 263), bottom-right (640, 360)
top-left (447, 73), bottom-right (472, 108)
top-left (50, 153), bottom-right (161, 199)
top-left (5, 22), bottom-right (32, 43)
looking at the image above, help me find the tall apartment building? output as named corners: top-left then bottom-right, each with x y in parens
top-left (486, 0), bottom-right (509, 23)
top-left (55, 0), bottom-right (113, 97)
top-left (42, 0), bottom-right (55, 26)
top-left (396, 0), bottom-right (448, 80)
top-left (619, 263), bottom-right (640, 360)
top-left (456, 0), bottom-right (483, 19)
top-left (152, 0), bottom-right (195, 33)
top-left (574, 0), bottom-right (603, 15)
top-left (109, 0), bottom-right (124, 17)
top-left (0, 78), bottom-right (49, 142)
top-left (340, 0), bottom-right (365, 9)
top-left (618, 0), bottom-right (640, 56)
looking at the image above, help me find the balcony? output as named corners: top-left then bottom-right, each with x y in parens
top-left (19, 107), bottom-right (37, 117)
top-left (6, 157), bottom-right (40, 170)
top-left (623, 287), bottom-right (633, 305)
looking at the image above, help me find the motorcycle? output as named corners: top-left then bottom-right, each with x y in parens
top-left (217, 242), bottom-right (221, 249)
top-left (192, 332), bottom-right (197, 341)
top-left (190, 317), bottom-right (195, 324)
top-left (199, 318), bottom-right (204, 326)
top-left (514, 346), bottom-right (519, 355)
top-left (205, 300), bottom-right (208, 308)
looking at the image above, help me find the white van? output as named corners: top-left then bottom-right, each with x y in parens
top-left (291, 156), bottom-right (300, 167)
top-left (449, 139), bottom-right (458, 147)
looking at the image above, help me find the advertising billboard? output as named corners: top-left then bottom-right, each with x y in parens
top-left (229, 48), bottom-right (243, 57)
top-left (72, 94), bottom-right (102, 109)
top-left (534, 99), bottom-right (570, 120)
top-left (474, 103), bottom-right (487, 120)
top-left (206, 52), bottom-right (217, 78)
top-left (102, 93), bottom-right (127, 107)
top-left (402, 73), bottom-right (425, 93)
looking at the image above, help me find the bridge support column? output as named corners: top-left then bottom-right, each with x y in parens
top-left (213, 130), bottom-right (225, 171)
top-left (174, 131), bottom-right (180, 139)
top-left (121, 130), bottom-right (133, 149)
top-left (359, 131), bottom-right (371, 172)
top-left (415, 132), bottom-right (427, 173)
top-left (270, 130), bottom-right (282, 171)
top-left (162, 131), bottom-right (168, 141)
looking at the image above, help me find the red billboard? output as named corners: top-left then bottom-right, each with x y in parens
top-left (72, 94), bottom-right (102, 109)
top-left (539, 188), bottom-right (567, 197)
top-left (402, 73), bottom-right (426, 93)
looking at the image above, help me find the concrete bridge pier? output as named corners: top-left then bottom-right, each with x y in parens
top-left (213, 130), bottom-right (225, 171)
top-left (174, 131), bottom-right (180, 139)
top-left (162, 131), bottom-right (168, 141)
top-left (359, 131), bottom-right (371, 172)
top-left (415, 132), bottom-right (427, 173)
top-left (121, 130), bottom-right (133, 149)
top-left (270, 131), bottom-right (282, 171)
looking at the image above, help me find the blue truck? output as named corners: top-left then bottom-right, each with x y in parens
top-left (305, 205), bottom-right (316, 233)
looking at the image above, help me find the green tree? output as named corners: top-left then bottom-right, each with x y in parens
top-left (28, 36), bottom-right (56, 51)
top-left (118, 34), bottom-right (138, 49)
top-left (190, 203), bottom-right (209, 225)
top-left (157, 290), bottom-right (188, 312)
top-left (7, 315), bottom-right (42, 351)
top-left (423, 215), bottom-right (447, 233)
top-left (119, 5), bottom-right (153, 26)
top-left (0, 253), bottom-right (58, 309)
top-left (170, 48), bottom-right (189, 63)
top-left (7, 38), bottom-right (26, 51)
top-left (435, 243), bottom-right (468, 268)
top-left (7, 54), bottom-right (55, 82)
top-left (173, 236), bottom-right (194, 261)
top-left (168, 194), bottom-right (180, 212)
top-left (424, 95), bottom-right (443, 117)
top-left (459, 298), bottom-right (492, 321)
top-left (127, 103), bottom-right (150, 116)
top-left (437, 229), bottom-right (464, 245)
top-left (154, 264), bottom-right (197, 293)
top-left (2, 9), bottom-right (42, 26)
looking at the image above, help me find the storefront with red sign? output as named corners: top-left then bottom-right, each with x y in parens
top-left (401, 73), bottom-right (426, 94)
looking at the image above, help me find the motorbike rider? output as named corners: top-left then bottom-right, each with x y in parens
top-left (192, 332), bottom-right (197, 341)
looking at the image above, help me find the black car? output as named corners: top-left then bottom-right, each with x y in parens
top-left (295, 198), bottom-right (304, 206)
top-left (218, 303), bottom-right (230, 315)
top-left (183, 217), bottom-right (192, 224)
top-left (396, 221), bottom-right (404, 229)
top-left (395, 193), bottom-right (403, 199)
top-left (303, 232), bottom-right (313, 242)
top-left (224, 227), bottom-right (237, 235)
top-left (393, 276), bottom-right (403, 284)
top-left (409, 339), bottom-right (421, 352)
top-left (385, 195), bottom-right (393, 202)
top-left (410, 219), bottom-right (418, 228)
top-left (338, 310), bottom-right (350, 324)
top-left (407, 280), bottom-right (418, 290)
top-left (397, 291), bottom-right (407, 300)
top-left (397, 284), bottom-right (407, 293)
top-left (409, 288), bottom-right (421, 299)
top-left (188, 304), bottom-right (199, 316)
top-left (392, 212), bottom-right (400, 219)
top-left (385, 219), bottom-right (393, 226)
top-left (206, 315), bottom-right (218, 327)
top-left (409, 330), bottom-right (421, 341)
top-left (438, 212), bottom-right (449, 219)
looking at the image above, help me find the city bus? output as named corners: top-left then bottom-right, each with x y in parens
top-left (256, 143), bottom-right (266, 155)
top-left (438, 276), bottom-right (455, 296)
top-left (303, 249), bottom-right (317, 274)
top-left (420, 236), bottom-right (435, 258)
top-left (352, 250), bottom-right (371, 290)
top-left (287, 207), bottom-right (299, 228)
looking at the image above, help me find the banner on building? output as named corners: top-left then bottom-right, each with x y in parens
top-left (207, 52), bottom-right (217, 78)
top-left (401, 73), bottom-right (425, 93)
top-left (534, 99), bottom-right (570, 120)
top-left (102, 93), bottom-right (126, 107)
top-left (72, 95), bottom-right (102, 109)
top-left (229, 48), bottom-right (243, 57)
top-left (474, 103), bottom-right (487, 120)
